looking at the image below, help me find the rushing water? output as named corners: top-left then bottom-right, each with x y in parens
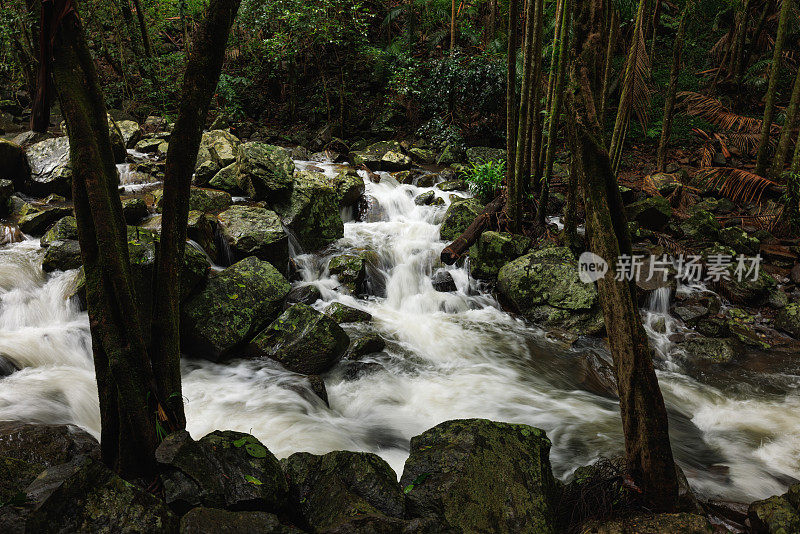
top-left (0, 159), bottom-right (798, 503)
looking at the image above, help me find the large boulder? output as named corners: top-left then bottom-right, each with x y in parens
top-left (678, 336), bottom-right (736, 364)
top-left (23, 457), bottom-right (178, 533)
top-left (400, 419), bottom-right (557, 533)
top-left (679, 210), bottom-right (721, 241)
top-left (194, 130), bottom-right (241, 185)
top-left (0, 422), bottom-right (99, 467)
top-left (156, 430), bottom-right (288, 515)
top-left (155, 187), bottom-right (232, 214)
top-left (581, 513), bottom-right (713, 533)
top-left (497, 247), bottom-right (604, 336)
top-left (351, 140), bottom-right (410, 171)
top-left (702, 244), bottom-right (777, 306)
top-left (16, 202), bottom-right (72, 235)
top-left (116, 119), bottom-right (142, 149)
top-left (207, 163), bottom-right (242, 194)
top-left (439, 198), bottom-right (484, 241)
top-left (40, 215), bottom-right (78, 247)
top-left (324, 302), bottom-right (372, 324)
top-left (216, 206), bottom-right (288, 274)
top-left (248, 303), bottom-right (349, 375)
top-left (181, 256), bottom-right (290, 361)
top-left (0, 138), bottom-right (30, 192)
top-left (24, 137), bottom-right (72, 197)
top-left (719, 226), bottom-right (759, 255)
top-left (282, 450), bottom-right (405, 533)
top-left (180, 507), bottom-right (302, 534)
top-left (273, 170), bottom-right (344, 252)
top-left (469, 231), bottom-right (531, 280)
top-left (329, 169), bottom-right (365, 208)
top-left (42, 240), bottom-right (82, 273)
top-left (236, 142), bottom-right (295, 202)
top-left (748, 494), bottom-right (800, 534)
top-left (625, 197), bottom-right (672, 231)
top-left (328, 250), bottom-right (377, 294)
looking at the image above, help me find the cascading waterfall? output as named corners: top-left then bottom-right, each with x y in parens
top-left (0, 159), bottom-right (798, 503)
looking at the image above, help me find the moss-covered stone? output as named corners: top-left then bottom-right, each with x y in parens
top-left (42, 240), bottom-right (82, 273)
top-left (346, 334), bottom-right (387, 360)
top-left (328, 250), bottom-right (377, 294)
top-left (625, 197), bottom-right (672, 230)
top-left (16, 203), bottom-right (72, 236)
top-left (273, 170), bottom-right (344, 252)
top-left (701, 244), bottom-right (777, 306)
top-left (116, 119), bottom-right (142, 149)
top-left (726, 307), bottom-right (771, 349)
top-left (154, 187), bottom-right (232, 214)
top-left (40, 216), bottom-right (77, 247)
top-left (440, 198), bottom-right (484, 241)
top-left (497, 247), bottom-right (604, 336)
top-left (469, 231), bottom-right (531, 280)
top-left (776, 303), bottom-right (800, 338)
top-left (236, 142), bottom-right (295, 202)
top-left (324, 302), bottom-right (373, 324)
top-left (194, 130), bottom-right (241, 185)
top-left (678, 336), bottom-right (737, 364)
top-left (181, 256), bottom-right (290, 362)
top-left (351, 140), bottom-right (410, 171)
top-left (329, 169), bottom-right (365, 208)
top-left (156, 430), bottom-right (288, 515)
top-left (0, 456), bottom-right (42, 505)
top-left (719, 226), bottom-right (759, 255)
top-left (180, 507), bottom-right (302, 534)
top-left (680, 210), bottom-right (721, 241)
top-left (580, 513), bottom-right (713, 533)
top-left (748, 495), bottom-right (800, 534)
top-left (249, 303), bottom-right (349, 375)
top-left (437, 179), bottom-right (467, 192)
top-left (400, 419), bottom-right (557, 534)
top-left (0, 139), bottom-right (29, 193)
top-left (207, 162), bottom-right (242, 194)
top-left (282, 450), bottom-right (404, 533)
top-left (217, 206), bottom-right (288, 274)
top-left (0, 422), bottom-right (99, 468)
top-left (121, 197), bottom-right (149, 224)
top-left (414, 190), bottom-right (436, 206)
top-left (409, 147), bottom-right (437, 165)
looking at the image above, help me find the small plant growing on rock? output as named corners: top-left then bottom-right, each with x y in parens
top-left (464, 159), bottom-right (505, 203)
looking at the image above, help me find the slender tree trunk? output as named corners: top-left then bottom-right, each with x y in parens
top-left (154, 0), bottom-right (241, 430)
top-left (488, 0), bottom-right (497, 43)
top-left (506, 0), bottom-right (520, 208)
top-left (538, 0), bottom-right (563, 177)
top-left (755, 0), bottom-right (794, 175)
top-left (648, 0), bottom-right (661, 63)
top-left (791, 126), bottom-right (800, 174)
top-left (450, 0), bottom-right (456, 51)
top-left (742, 3), bottom-right (769, 80)
top-left (771, 64), bottom-right (800, 179)
top-left (599, 7), bottom-right (617, 125)
top-left (527, 0), bottom-right (545, 191)
top-left (569, 0), bottom-right (679, 511)
top-left (130, 0), bottom-right (153, 57)
top-left (730, 0), bottom-right (751, 82)
top-left (407, 0), bottom-right (414, 53)
top-left (656, 1), bottom-right (690, 171)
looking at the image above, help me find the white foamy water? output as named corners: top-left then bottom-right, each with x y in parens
top-left (1, 162), bottom-right (798, 503)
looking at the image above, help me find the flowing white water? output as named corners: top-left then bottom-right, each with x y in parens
top-left (0, 162), bottom-right (798, 503)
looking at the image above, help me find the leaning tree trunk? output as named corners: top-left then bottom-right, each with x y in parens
top-left (599, 7), bottom-right (618, 125)
top-left (568, 0), bottom-right (679, 511)
top-left (656, 0), bottom-right (690, 171)
top-left (153, 0), bottom-right (242, 431)
top-left (755, 0), bottom-right (794, 176)
top-left (791, 121), bottom-right (800, 174)
top-left (770, 64), bottom-right (800, 179)
top-left (48, 1), bottom-right (167, 483)
top-left (131, 0), bottom-right (153, 57)
top-left (505, 0), bottom-right (520, 223)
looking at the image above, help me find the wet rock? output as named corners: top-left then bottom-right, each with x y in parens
top-left (352, 141), bottom-right (410, 171)
top-left (273, 171), bottom-right (344, 252)
top-left (134, 136), bottom-right (164, 154)
top-left (329, 251), bottom-right (376, 294)
top-left (324, 302), bottom-right (372, 324)
top-left (194, 130), bottom-right (241, 185)
top-left (0, 456), bottom-right (41, 509)
top-left (775, 304), bottom-right (800, 338)
top-left (180, 507), bottom-right (302, 534)
top-left (24, 137), bottom-right (72, 197)
top-left (690, 197), bottom-right (735, 215)
top-left (23, 457), bottom-right (178, 534)
top-left (249, 303), bottom-right (350, 375)
top-left (181, 256), bottom-right (290, 361)
top-left (400, 419), bottom-right (557, 533)
top-left (673, 305), bottom-right (708, 324)
top-left (283, 450), bottom-right (404, 533)
top-left (116, 119), bottom-right (142, 148)
top-left (16, 203), bottom-right (72, 236)
top-left (329, 169), bottom-right (365, 208)
top-left (217, 206), bottom-right (288, 273)
top-left (647, 172), bottom-right (684, 196)
top-left (581, 513), bottom-right (713, 533)
top-left (0, 139), bottom-right (30, 192)
top-left (346, 334), bottom-right (387, 360)
top-left (719, 226), bottom-right (759, 255)
top-left (156, 430), bottom-right (288, 515)
top-left (284, 284), bottom-right (322, 308)
top-left (0, 421), bottom-right (99, 467)
top-left (0, 179), bottom-right (12, 216)
top-left (466, 146), bottom-right (505, 164)
top-left (498, 247), bottom-right (604, 336)
top-left (439, 198), bottom-right (484, 241)
top-left (42, 240), bottom-right (82, 272)
top-left (307, 375), bottom-right (329, 406)
top-left (0, 354), bottom-right (18, 377)
top-left (678, 336), bottom-right (736, 364)
top-left (625, 197), bottom-right (672, 231)
top-left (680, 210), bottom-right (721, 241)
top-left (236, 142), bottom-right (295, 202)
top-left (437, 144), bottom-right (465, 166)
top-left (437, 179), bottom-right (467, 192)
top-left (40, 215), bottom-right (77, 247)
top-left (155, 186), bottom-right (232, 214)
top-left (469, 231), bottom-right (531, 280)
top-left (409, 147), bottom-right (437, 165)
top-left (11, 130), bottom-right (51, 148)
top-left (726, 307), bottom-right (772, 349)
top-left (121, 197), bottom-right (149, 225)
top-left (431, 269), bottom-right (457, 292)
top-left (207, 162), bottom-right (242, 194)
top-left (748, 494), bottom-right (800, 534)
top-left (702, 244), bottom-right (777, 306)
top-left (414, 190), bottom-right (436, 205)
top-left (575, 352), bottom-right (617, 398)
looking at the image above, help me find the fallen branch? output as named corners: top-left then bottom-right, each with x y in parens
top-left (441, 195), bottom-right (505, 265)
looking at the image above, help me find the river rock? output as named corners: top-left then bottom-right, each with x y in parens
top-left (690, 197), bottom-right (735, 215)
top-left (0, 422), bottom-right (100, 467)
top-left (440, 198), bottom-right (484, 241)
top-left (328, 251), bottom-right (376, 294)
top-left (324, 302), bottom-right (372, 324)
top-left (346, 334), bottom-right (387, 360)
top-left (0, 138), bottom-right (30, 192)
top-left (24, 137), bottom-right (72, 197)
top-left (701, 244), bottom-right (777, 306)
top-left (284, 284), bottom-right (322, 308)
top-left (282, 450), bottom-right (405, 533)
top-left (775, 304), bottom-right (800, 338)
top-left (236, 142), bottom-right (295, 202)
top-left (23, 457), bottom-right (178, 534)
top-left (194, 130), bottom-right (241, 186)
top-left (431, 269), bottom-right (457, 292)
top-left (121, 198), bottom-right (149, 225)
top-left (719, 226), bottom-right (759, 255)
top-left (469, 231), bottom-right (531, 280)
top-left (678, 336), bottom-right (737, 364)
top-left (273, 170), bottom-right (344, 252)
top-left (0, 354), bottom-right (18, 377)
top-left (409, 147), bottom-right (437, 165)
top-left (0, 179), bottom-right (12, 216)
top-left (134, 137), bottom-right (164, 154)
top-left (625, 197), bottom-right (672, 231)
top-left (680, 210), bottom-right (721, 241)
top-left (351, 140), bottom-right (410, 171)
top-left (497, 247), bottom-right (604, 336)
top-left (575, 352), bottom-right (618, 398)
top-left (437, 179), bottom-right (467, 192)
top-left (42, 240), bottom-right (82, 273)
top-left (400, 419), bottom-right (557, 533)
top-left (217, 206), bottom-right (288, 274)
top-left (156, 430), bottom-right (288, 515)
top-left (181, 257), bottom-right (289, 361)
top-left (155, 187), bottom-right (232, 214)
top-left (116, 119), bottom-right (142, 148)
top-left (16, 202), bottom-right (72, 236)
top-left (581, 513), bottom-right (713, 533)
top-left (330, 169), bottom-right (365, 208)
top-left (248, 303), bottom-right (349, 375)
top-left (40, 216), bottom-right (77, 247)
top-left (414, 190), bottom-right (436, 206)
top-left (180, 507), bottom-right (302, 534)
top-left (207, 162), bottom-right (242, 194)
top-left (466, 146), bottom-right (505, 164)
top-left (748, 494), bottom-right (800, 534)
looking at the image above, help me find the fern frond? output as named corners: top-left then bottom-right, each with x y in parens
top-left (694, 167), bottom-right (779, 204)
top-left (678, 91), bottom-right (777, 134)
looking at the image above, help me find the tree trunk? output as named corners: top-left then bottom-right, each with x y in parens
top-left (506, 0), bottom-right (520, 203)
top-left (49, 4), bottom-right (164, 482)
top-left (153, 0), bottom-right (242, 431)
top-left (791, 125), bottom-right (800, 174)
top-left (730, 0), bottom-right (751, 82)
top-left (656, 1), bottom-right (690, 171)
top-left (441, 196), bottom-right (505, 265)
top-left (450, 0), bottom-right (456, 51)
top-left (130, 0), bottom-right (153, 57)
top-left (599, 7), bottom-right (618, 125)
top-left (755, 0), bottom-right (794, 176)
top-left (770, 64), bottom-right (800, 179)
top-left (568, 0), bottom-right (679, 511)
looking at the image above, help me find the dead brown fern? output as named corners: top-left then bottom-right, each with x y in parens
top-left (678, 91), bottom-right (778, 134)
top-left (694, 167), bottom-right (780, 204)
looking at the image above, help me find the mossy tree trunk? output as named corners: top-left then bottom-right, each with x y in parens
top-left (755, 0), bottom-right (794, 176)
top-left (153, 0), bottom-right (242, 429)
top-left (656, 0), bottom-right (690, 172)
top-left (568, 0), bottom-right (679, 511)
top-left (770, 64), bottom-right (800, 179)
top-left (505, 0), bottom-right (520, 224)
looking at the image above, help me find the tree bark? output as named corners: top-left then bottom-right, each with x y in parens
top-left (450, 0), bottom-right (456, 51)
top-left (755, 0), bottom-right (794, 175)
top-left (599, 7), bottom-right (617, 125)
top-left (506, 0), bottom-right (520, 208)
top-left (441, 196), bottom-right (505, 265)
top-left (130, 0), bottom-right (153, 57)
top-left (153, 0), bottom-right (242, 430)
top-left (656, 1), bottom-right (690, 171)
top-left (770, 64), bottom-right (800, 179)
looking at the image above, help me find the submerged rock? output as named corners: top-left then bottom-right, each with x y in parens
top-left (181, 256), bottom-right (290, 361)
top-left (217, 206), bottom-right (288, 274)
top-left (346, 334), bottom-right (387, 360)
top-left (469, 231), bottom-right (531, 280)
top-left (249, 303), bottom-right (350, 375)
top-left (324, 302), bottom-right (372, 324)
top-left (497, 247), bottom-right (604, 336)
top-left (273, 170), bottom-right (344, 252)
top-left (156, 430), bottom-right (288, 515)
top-left (400, 418), bottom-right (557, 533)
top-left (236, 142), bottom-right (295, 202)
top-left (439, 198), bottom-right (484, 241)
top-left (180, 507), bottom-right (302, 534)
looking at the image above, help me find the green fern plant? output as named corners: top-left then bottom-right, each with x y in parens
top-left (464, 159), bottom-right (505, 202)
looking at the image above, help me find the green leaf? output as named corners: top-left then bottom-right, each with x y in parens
top-left (245, 475), bottom-right (263, 485)
top-left (245, 443), bottom-right (268, 458)
top-left (233, 438), bottom-right (247, 448)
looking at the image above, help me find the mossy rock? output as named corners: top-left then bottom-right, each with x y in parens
top-left (217, 206), bottom-right (288, 275)
top-left (249, 303), bottom-right (349, 375)
top-left (121, 197), bottom-right (149, 225)
top-left (776, 304), bottom-right (800, 338)
top-left (400, 419), bottom-right (557, 534)
top-left (181, 256), bottom-right (290, 362)
top-left (701, 244), bottom-right (777, 306)
top-left (42, 240), bottom-right (82, 273)
top-left (194, 130), bottom-right (241, 185)
top-left (680, 210), bottom-right (721, 241)
top-left (207, 162), bottom-right (242, 195)
top-left (678, 336), bottom-right (737, 364)
top-left (155, 187), bottom-right (232, 214)
top-left (719, 226), bottom-right (759, 255)
top-left (179, 507), bottom-right (302, 534)
top-left (726, 307), bottom-right (771, 349)
top-left (580, 513), bottom-right (713, 533)
top-left (351, 140), bottom-right (410, 171)
top-left (323, 302), bottom-right (372, 324)
top-left (236, 142), bottom-right (295, 202)
top-left (273, 170), bottom-right (344, 252)
top-left (328, 250), bottom-right (377, 294)
top-left (40, 216), bottom-right (77, 247)
top-left (625, 197), bottom-right (672, 231)
top-left (437, 179), bottom-right (467, 192)
top-left (466, 146), bottom-right (505, 164)
top-left (414, 190), bottom-right (436, 205)
top-left (346, 334), bottom-right (387, 360)
top-left (328, 169), bottom-right (365, 208)
top-left (16, 203), bottom-right (72, 236)
top-left (748, 495), bottom-right (800, 534)
top-left (469, 231), bottom-right (531, 280)
top-left (439, 198), bottom-right (484, 241)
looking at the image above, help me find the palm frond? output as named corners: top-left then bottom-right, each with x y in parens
top-left (678, 91), bottom-right (776, 134)
top-left (722, 131), bottom-right (774, 154)
top-left (628, 23), bottom-right (652, 131)
top-left (694, 167), bottom-right (779, 204)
